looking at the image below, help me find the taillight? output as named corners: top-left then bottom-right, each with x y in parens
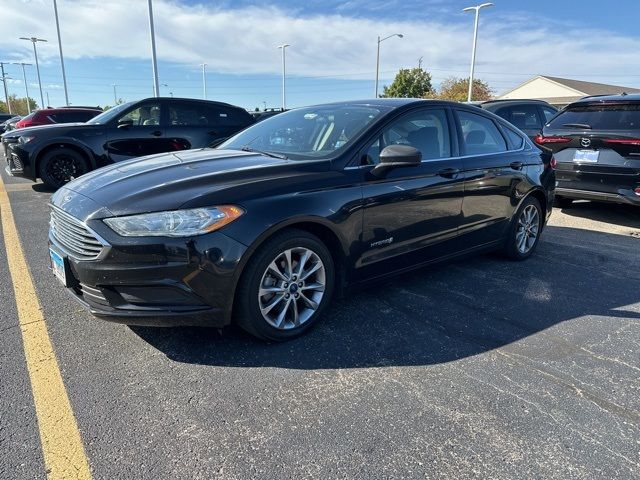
top-left (604, 138), bottom-right (640, 146)
top-left (635, 187), bottom-right (640, 196)
top-left (534, 134), bottom-right (572, 145)
top-left (550, 156), bottom-right (557, 169)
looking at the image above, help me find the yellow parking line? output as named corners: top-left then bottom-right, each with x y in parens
top-left (0, 176), bottom-right (92, 479)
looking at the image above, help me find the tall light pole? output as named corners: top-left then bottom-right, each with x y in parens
top-left (0, 63), bottom-right (11, 114)
top-left (147, 0), bottom-right (160, 97)
top-left (375, 33), bottom-right (403, 98)
top-left (112, 84), bottom-right (118, 104)
top-left (463, 3), bottom-right (493, 102)
top-left (20, 37), bottom-right (47, 109)
top-left (13, 62), bottom-right (32, 114)
top-left (200, 63), bottom-right (207, 100)
top-left (277, 44), bottom-right (290, 110)
top-left (53, 0), bottom-right (69, 106)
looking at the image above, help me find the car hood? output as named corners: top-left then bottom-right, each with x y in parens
top-left (54, 148), bottom-right (328, 219)
top-left (2, 122), bottom-right (89, 138)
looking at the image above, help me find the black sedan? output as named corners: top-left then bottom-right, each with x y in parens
top-left (7, 97), bottom-right (254, 189)
top-left (49, 99), bottom-right (554, 341)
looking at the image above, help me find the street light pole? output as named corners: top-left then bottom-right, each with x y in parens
top-left (375, 33), bottom-right (403, 98)
top-left (0, 63), bottom-right (11, 114)
top-left (277, 44), bottom-right (290, 110)
top-left (463, 3), bottom-right (493, 102)
top-left (200, 63), bottom-right (207, 100)
top-left (147, 0), bottom-right (160, 97)
top-left (20, 37), bottom-right (47, 109)
top-left (53, 0), bottom-right (69, 106)
top-left (13, 62), bottom-right (32, 114)
top-left (112, 84), bottom-right (118, 104)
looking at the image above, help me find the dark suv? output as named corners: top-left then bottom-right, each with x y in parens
top-left (535, 94), bottom-right (640, 207)
top-left (481, 100), bottom-right (558, 140)
top-left (6, 97), bottom-right (255, 189)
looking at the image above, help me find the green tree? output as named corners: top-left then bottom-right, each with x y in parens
top-left (381, 67), bottom-right (434, 98)
top-left (428, 77), bottom-right (493, 102)
top-left (0, 94), bottom-right (38, 116)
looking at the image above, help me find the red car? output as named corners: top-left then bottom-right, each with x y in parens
top-left (15, 107), bottom-right (102, 129)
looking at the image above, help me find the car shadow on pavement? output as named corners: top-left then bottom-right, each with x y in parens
top-left (31, 183), bottom-right (57, 193)
top-left (557, 201), bottom-right (640, 229)
top-left (131, 225), bottom-right (640, 369)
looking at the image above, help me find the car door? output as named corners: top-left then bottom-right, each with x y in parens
top-left (166, 101), bottom-right (254, 150)
top-left (454, 108), bottom-right (528, 245)
top-left (105, 101), bottom-right (168, 162)
top-left (356, 107), bottom-right (464, 277)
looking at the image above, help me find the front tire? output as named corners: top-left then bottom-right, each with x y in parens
top-left (503, 196), bottom-right (543, 260)
top-left (235, 229), bottom-right (335, 341)
top-left (39, 148), bottom-right (89, 190)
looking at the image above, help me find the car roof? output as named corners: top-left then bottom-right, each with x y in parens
top-left (35, 107), bottom-right (102, 113)
top-left (481, 99), bottom-right (554, 107)
top-left (137, 97), bottom-right (249, 109)
top-left (568, 93), bottom-right (640, 105)
top-left (297, 98), bottom-right (478, 109)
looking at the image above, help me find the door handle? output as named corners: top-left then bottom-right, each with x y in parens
top-left (510, 161), bottom-right (523, 170)
top-left (437, 167), bottom-right (460, 178)
top-left (151, 130), bottom-right (162, 137)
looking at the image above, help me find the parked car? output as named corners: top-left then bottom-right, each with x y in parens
top-left (1, 115), bottom-right (21, 134)
top-left (48, 99), bottom-right (554, 341)
top-left (14, 107), bottom-right (102, 129)
top-left (481, 99), bottom-right (558, 140)
top-left (0, 113), bottom-right (13, 123)
top-left (3, 115), bottom-right (22, 132)
top-left (534, 94), bottom-right (640, 207)
top-left (8, 97), bottom-right (255, 189)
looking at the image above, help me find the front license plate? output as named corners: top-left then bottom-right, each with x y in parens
top-left (573, 149), bottom-right (599, 163)
top-left (49, 248), bottom-right (67, 286)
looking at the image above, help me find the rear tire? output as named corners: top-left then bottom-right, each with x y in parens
top-left (39, 148), bottom-right (89, 190)
top-left (503, 196), bottom-right (543, 260)
top-left (235, 229), bottom-right (335, 341)
top-left (554, 195), bottom-right (573, 208)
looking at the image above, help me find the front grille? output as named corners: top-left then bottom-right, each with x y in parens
top-left (50, 207), bottom-right (105, 260)
top-left (9, 153), bottom-right (23, 173)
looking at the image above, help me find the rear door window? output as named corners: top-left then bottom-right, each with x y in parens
top-left (169, 102), bottom-right (252, 128)
top-left (457, 110), bottom-right (507, 155)
top-left (504, 126), bottom-right (525, 150)
top-left (540, 106), bottom-right (557, 123)
top-left (548, 103), bottom-right (640, 130)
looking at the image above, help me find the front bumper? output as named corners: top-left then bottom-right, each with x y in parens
top-left (6, 143), bottom-right (35, 179)
top-left (49, 223), bottom-right (248, 327)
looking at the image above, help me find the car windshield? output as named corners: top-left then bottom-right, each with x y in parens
top-left (548, 103), bottom-right (640, 130)
top-left (86, 101), bottom-right (136, 125)
top-left (218, 105), bottom-right (389, 160)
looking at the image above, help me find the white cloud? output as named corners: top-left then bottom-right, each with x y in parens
top-left (1, 0), bottom-right (640, 93)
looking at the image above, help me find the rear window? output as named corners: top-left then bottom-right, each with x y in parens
top-left (548, 103), bottom-right (640, 130)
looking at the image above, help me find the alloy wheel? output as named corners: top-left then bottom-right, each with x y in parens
top-left (516, 204), bottom-right (540, 254)
top-left (258, 247), bottom-right (326, 330)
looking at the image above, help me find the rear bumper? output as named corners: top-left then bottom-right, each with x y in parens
top-left (556, 187), bottom-right (640, 206)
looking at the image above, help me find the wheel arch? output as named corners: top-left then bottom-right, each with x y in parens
top-left (229, 217), bottom-right (351, 313)
top-left (35, 140), bottom-right (96, 178)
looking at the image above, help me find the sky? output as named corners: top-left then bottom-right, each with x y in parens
top-left (1, 0), bottom-right (640, 110)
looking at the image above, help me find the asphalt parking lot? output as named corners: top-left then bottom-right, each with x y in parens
top-left (1, 164), bottom-right (639, 479)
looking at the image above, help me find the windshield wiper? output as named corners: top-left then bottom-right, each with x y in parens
top-left (240, 146), bottom-right (288, 160)
top-left (562, 123), bottom-right (592, 129)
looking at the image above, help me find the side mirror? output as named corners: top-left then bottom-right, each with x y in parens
top-left (117, 119), bottom-right (133, 129)
top-left (371, 144), bottom-right (422, 177)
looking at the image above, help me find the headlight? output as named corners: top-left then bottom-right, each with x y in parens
top-left (103, 206), bottom-right (244, 237)
top-left (18, 135), bottom-right (36, 144)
